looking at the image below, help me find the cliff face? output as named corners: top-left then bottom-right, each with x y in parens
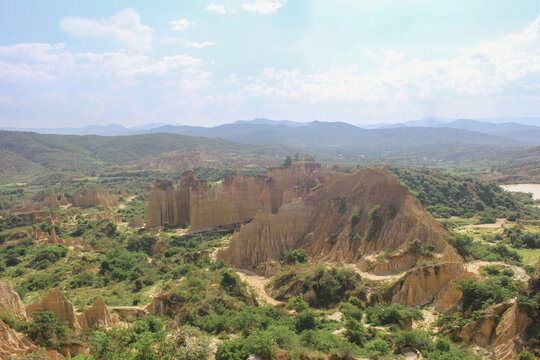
top-left (219, 167), bottom-right (455, 269)
top-left (147, 164), bottom-right (334, 230)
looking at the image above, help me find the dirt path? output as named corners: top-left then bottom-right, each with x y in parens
top-left (236, 269), bottom-right (283, 306)
top-left (343, 264), bottom-right (406, 282)
top-left (466, 260), bottom-right (529, 282)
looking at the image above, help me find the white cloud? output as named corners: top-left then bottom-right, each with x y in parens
top-left (60, 8), bottom-right (153, 52)
top-left (364, 49), bottom-right (375, 57)
top-left (185, 41), bottom-right (216, 49)
top-left (228, 73), bottom-right (239, 83)
top-left (206, 4), bottom-right (227, 14)
top-left (242, 0), bottom-right (285, 14)
top-left (170, 19), bottom-right (195, 31)
top-left (381, 49), bottom-right (404, 67)
top-left (238, 14), bottom-right (540, 106)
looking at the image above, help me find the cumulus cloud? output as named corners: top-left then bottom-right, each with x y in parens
top-left (205, 4), bottom-right (227, 14)
top-left (170, 19), bottom-right (195, 31)
top-left (60, 8), bottom-right (153, 52)
top-left (242, 0), bottom-right (285, 14)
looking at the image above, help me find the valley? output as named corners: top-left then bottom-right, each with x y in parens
top-left (0, 146), bottom-right (538, 360)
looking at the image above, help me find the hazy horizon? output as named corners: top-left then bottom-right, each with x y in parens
top-left (1, 0), bottom-right (540, 128)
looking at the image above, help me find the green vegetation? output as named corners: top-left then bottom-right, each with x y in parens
top-left (383, 166), bottom-right (534, 219)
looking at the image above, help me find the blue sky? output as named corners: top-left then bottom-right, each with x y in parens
top-left (1, 0), bottom-right (539, 127)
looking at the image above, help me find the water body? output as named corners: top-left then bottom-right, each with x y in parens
top-left (501, 184), bottom-right (540, 201)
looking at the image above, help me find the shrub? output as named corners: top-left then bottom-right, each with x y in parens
top-left (282, 249), bottom-right (309, 264)
top-left (126, 234), bottom-right (156, 255)
top-left (393, 330), bottom-right (434, 352)
top-left (350, 212), bottom-right (361, 227)
top-left (27, 311), bottom-right (70, 347)
top-left (344, 318), bottom-right (365, 345)
top-left (296, 310), bottom-right (320, 332)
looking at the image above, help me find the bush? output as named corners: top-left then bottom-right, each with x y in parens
top-left (126, 234), bottom-right (156, 255)
top-left (350, 212), bottom-right (361, 227)
top-left (344, 318), bottom-right (365, 345)
top-left (27, 311), bottom-right (70, 347)
top-left (282, 249), bottom-right (309, 264)
top-left (296, 310), bottom-right (320, 332)
top-left (365, 303), bottom-right (423, 327)
top-left (393, 330), bottom-right (434, 352)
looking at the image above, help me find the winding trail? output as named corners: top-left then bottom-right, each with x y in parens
top-left (343, 263), bottom-right (406, 282)
top-left (236, 269), bottom-right (283, 306)
top-left (465, 260), bottom-right (529, 282)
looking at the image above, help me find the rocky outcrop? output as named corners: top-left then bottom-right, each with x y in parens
top-left (26, 289), bottom-right (119, 333)
top-left (30, 228), bottom-right (59, 245)
top-left (0, 281), bottom-right (27, 320)
top-left (146, 180), bottom-right (185, 228)
top-left (392, 263), bottom-right (466, 307)
top-left (458, 300), bottom-right (532, 360)
top-left (26, 289), bottom-right (82, 332)
top-left (147, 163), bottom-right (334, 230)
top-left (82, 297), bottom-right (120, 329)
top-left (219, 167), bottom-right (454, 269)
top-left (0, 319), bottom-right (37, 358)
top-left (72, 189), bottom-right (118, 208)
top-left (42, 195), bottom-right (60, 208)
top-left (128, 217), bottom-right (145, 228)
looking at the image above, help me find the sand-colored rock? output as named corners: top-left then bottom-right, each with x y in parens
top-left (73, 189), bottom-right (119, 208)
top-left (491, 301), bottom-right (532, 359)
top-left (147, 163), bottom-right (334, 230)
top-left (29, 228), bottom-right (59, 245)
top-left (59, 195), bottom-right (69, 206)
top-left (0, 281), bottom-right (26, 320)
top-left (392, 263), bottom-right (465, 307)
top-left (128, 217), bottom-right (145, 228)
top-left (42, 195), bottom-right (60, 208)
top-left (0, 319), bottom-right (37, 358)
top-left (82, 296), bottom-right (120, 329)
top-left (457, 300), bottom-right (532, 359)
top-left (220, 167), bottom-right (454, 269)
top-left (26, 288), bottom-right (82, 332)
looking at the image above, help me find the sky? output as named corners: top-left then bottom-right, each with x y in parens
top-left (0, 0), bottom-right (540, 128)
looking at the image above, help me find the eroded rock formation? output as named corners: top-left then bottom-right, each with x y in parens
top-left (27, 288), bottom-right (82, 332)
top-left (0, 281), bottom-right (27, 320)
top-left (147, 163), bottom-right (334, 230)
top-left (219, 167), bottom-right (456, 268)
top-left (458, 300), bottom-right (532, 359)
top-left (26, 289), bottom-right (119, 333)
top-left (128, 217), bottom-right (145, 228)
top-left (82, 296), bottom-right (120, 329)
top-left (0, 319), bottom-right (37, 358)
top-left (72, 189), bottom-right (118, 208)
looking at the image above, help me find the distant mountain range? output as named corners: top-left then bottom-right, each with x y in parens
top-left (3, 117), bottom-right (540, 146)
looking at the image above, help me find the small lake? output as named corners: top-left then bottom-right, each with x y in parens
top-left (501, 184), bottom-right (540, 201)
